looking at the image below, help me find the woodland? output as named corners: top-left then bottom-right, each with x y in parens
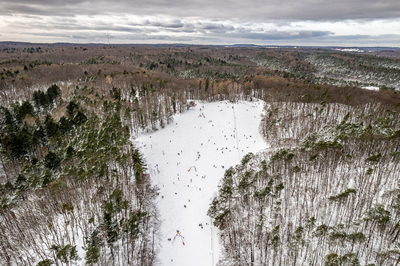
top-left (0, 42), bottom-right (400, 265)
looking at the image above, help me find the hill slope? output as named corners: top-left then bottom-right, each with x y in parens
top-left (137, 100), bottom-right (268, 265)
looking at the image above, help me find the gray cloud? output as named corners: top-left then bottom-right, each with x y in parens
top-left (321, 34), bottom-right (400, 44)
top-left (1, 0), bottom-right (400, 22)
top-left (5, 23), bottom-right (400, 47)
top-left (262, 34), bottom-right (400, 47)
top-left (4, 17), bottom-right (237, 35)
top-left (7, 21), bottom-right (146, 34)
top-left (148, 20), bottom-right (184, 28)
top-left (1, 0), bottom-right (400, 46)
top-left (221, 30), bottom-right (333, 41)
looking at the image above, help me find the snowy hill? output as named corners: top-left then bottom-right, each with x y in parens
top-left (136, 100), bottom-right (269, 265)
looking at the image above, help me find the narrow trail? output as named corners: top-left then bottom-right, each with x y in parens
top-left (136, 100), bottom-right (268, 266)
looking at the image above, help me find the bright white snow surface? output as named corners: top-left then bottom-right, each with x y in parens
top-left (136, 100), bottom-right (268, 266)
top-left (362, 86), bottom-right (380, 91)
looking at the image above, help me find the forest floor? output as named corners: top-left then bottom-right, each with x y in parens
top-left (136, 99), bottom-right (269, 266)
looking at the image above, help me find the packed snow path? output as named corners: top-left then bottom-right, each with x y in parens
top-left (136, 100), bottom-right (268, 266)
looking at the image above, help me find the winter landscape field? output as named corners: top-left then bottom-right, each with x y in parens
top-left (0, 43), bottom-right (400, 265)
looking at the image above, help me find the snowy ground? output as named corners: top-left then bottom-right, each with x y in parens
top-left (136, 100), bottom-right (269, 266)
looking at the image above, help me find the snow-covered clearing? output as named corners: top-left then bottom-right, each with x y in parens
top-left (136, 100), bottom-right (268, 266)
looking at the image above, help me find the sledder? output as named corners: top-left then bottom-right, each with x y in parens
top-left (172, 230), bottom-right (185, 245)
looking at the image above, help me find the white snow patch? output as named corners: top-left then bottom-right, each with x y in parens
top-left (136, 100), bottom-right (268, 266)
top-left (362, 86), bottom-right (380, 91)
top-left (334, 48), bottom-right (364, 53)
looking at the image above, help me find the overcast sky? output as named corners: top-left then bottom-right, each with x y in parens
top-left (1, 0), bottom-right (400, 46)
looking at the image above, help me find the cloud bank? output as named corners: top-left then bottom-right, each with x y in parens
top-left (0, 0), bottom-right (399, 46)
